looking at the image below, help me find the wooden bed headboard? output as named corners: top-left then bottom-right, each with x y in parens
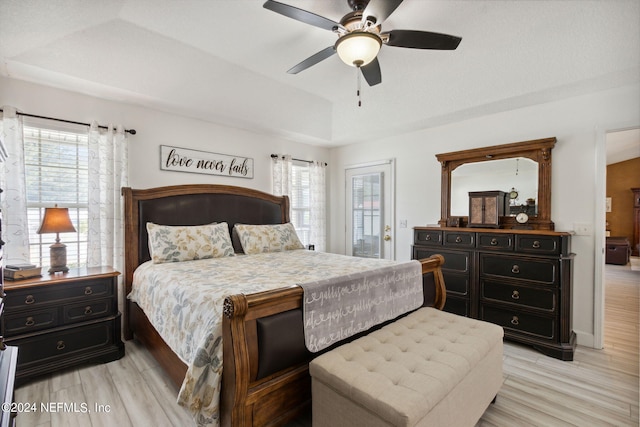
top-left (122, 184), bottom-right (290, 300)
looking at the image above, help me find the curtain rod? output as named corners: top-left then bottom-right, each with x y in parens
top-left (270, 154), bottom-right (327, 166)
top-left (0, 108), bottom-right (137, 135)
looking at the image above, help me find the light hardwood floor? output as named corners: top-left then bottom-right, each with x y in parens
top-left (14, 263), bottom-right (639, 426)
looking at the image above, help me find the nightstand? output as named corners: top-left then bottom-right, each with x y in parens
top-left (1, 267), bottom-right (124, 384)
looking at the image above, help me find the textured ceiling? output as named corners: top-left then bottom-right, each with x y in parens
top-left (1, 0), bottom-right (639, 147)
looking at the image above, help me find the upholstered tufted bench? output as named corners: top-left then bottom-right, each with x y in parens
top-left (309, 307), bottom-right (504, 427)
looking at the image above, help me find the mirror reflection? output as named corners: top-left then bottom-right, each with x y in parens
top-left (450, 157), bottom-right (538, 216)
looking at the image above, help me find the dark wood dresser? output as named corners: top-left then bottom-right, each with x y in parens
top-left (413, 226), bottom-right (576, 360)
top-left (1, 267), bottom-right (124, 384)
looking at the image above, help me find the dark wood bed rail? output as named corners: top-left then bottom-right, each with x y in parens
top-left (220, 255), bottom-right (446, 427)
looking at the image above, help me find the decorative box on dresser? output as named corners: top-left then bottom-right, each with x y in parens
top-left (413, 226), bottom-right (576, 361)
top-left (1, 267), bottom-right (124, 384)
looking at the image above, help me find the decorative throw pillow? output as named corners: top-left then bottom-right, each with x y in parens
top-left (234, 223), bottom-right (304, 255)
top-left (147, 222), bottom-right (234, 263)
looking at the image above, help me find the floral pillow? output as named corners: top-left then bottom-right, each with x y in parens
top-left (147, 222), bottom-right (234, 263)
top-left (234, 223), bottom-right (304, 255)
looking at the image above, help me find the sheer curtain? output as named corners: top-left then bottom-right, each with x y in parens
top-left (272, 154), bottom-right (292, 197)
top-left (87, 122), bottom-right (128, 273)
top-left (0, 106), bottom-right (30, 264)
top-left (271, 154), bottom-right (326, 252)
top-left (309, 161), bottom-right (327, 252)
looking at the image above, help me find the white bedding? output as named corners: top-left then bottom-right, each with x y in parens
top-left (128, 249), bottom-right (404, 427)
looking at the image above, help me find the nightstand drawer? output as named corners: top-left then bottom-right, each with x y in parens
top-left (4, 308), bottom-right (58, 335)
top-left (481, 280), bottom-right (557, 311)
top-left (4, 277), bottom-right (113, 311)
top-left (63, 297), bottom-right (114, 324)
top-left (11, 317), bottom-right (118, 366)
top-left (480, 254), bottom-right (558, 285)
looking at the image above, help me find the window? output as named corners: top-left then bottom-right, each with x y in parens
top-left (290, 162), bottom-right (310, 247)
top-left (23, 121), bottom-right (89, 269)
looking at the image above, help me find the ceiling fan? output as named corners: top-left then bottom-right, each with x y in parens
top-left (263, 0), bottom-right (462, 87)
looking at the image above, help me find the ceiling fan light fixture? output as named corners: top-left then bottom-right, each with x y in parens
top-left (335, 31), bottom-right (381, 67)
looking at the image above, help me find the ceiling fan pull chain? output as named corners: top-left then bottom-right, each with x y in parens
top-left (357, 66), bottom-right (362, 107)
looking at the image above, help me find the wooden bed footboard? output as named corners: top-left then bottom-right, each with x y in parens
top-left (220, 255), bottom-right (445, 427)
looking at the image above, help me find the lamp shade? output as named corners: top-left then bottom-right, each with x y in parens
top-left (335, 32), bottom-right (382, 67)
top-left (37, 206), bottom-right (76, 234)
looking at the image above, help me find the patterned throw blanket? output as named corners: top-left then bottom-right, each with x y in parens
top-left (300, 260), bottom-right (423, 352)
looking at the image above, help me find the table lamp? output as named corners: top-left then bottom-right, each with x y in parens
top-left (37, 205), bottom-right (76, 273)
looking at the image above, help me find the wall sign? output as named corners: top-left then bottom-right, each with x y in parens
top-left (160, 145), bottom-right (253, 179)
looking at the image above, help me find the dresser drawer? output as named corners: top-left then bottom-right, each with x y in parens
top-left (443, 296), bottom-right (469, 317)
top-left (4, 277), bottom-right (114, 311)
top-left (481, 280), bottom-right (556, 311)
top-left (3, 308), bottom-right (58, 335)
top-left (480, 254), bottom-right (558, 285)
top-left (63, 297), bottom-right (114, 324)
top-left (10, 317), bottom-right (118, 367)
top-left (515, 235), bottom-right (561, 255)
top-left (480, 305), bottom-right (556, 340)
top-left (443, 231), bottom-right (475, 248)
top-left (413, 248), bottom-right (470, 274)
top-left (442, 273), bottom-right (469, 296)
top-left (414, 229), bottom-right (442, 246)
top-left (477, 233), bottom-right (514, 251)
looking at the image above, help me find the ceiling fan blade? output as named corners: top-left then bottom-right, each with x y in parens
top-left (385, 30), bottom-right (462, 50)
top-left (287, 46), bottom-right (336, 74)
top-left (361, 0), bottom-right (404, 26)
top-left (263, 0), bottom-right (340, 32)
top-left (361, 57), bottom-right (382, 86)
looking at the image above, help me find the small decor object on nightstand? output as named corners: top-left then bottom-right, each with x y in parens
top-left (3, 263), bottom-right (41, 280)
top-left (37, 205), bottom-right (76, 274)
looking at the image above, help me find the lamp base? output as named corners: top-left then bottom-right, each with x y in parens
top-left (49, 242), bottom-right (69, 274)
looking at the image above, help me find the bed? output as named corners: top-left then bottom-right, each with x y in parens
top-left (122, 184), bottom-right (446, 427)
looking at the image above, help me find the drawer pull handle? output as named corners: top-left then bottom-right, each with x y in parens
top-left (511, 290), bottom-right (520, 300)
top-left (84, 286), bottom-right (93, 295)
top-left (455, 236), bottom-right (462, 243)
top-left (84, 306), bottom-right (93, 315)
top-left (25, 316), bottom-right (35, 327)
top-left (511, 316), bottom-right (520, 326)
top-left (56, 341), bottom-right (65, 351)
top-left (490, 238), bottom-right (498, 246)
top-left (425, 235), bottom-right (431, 241)
top-left (532, 240), bottom-right (541, 249)
top-left (511, 265), bottom-right (520, 274)
top-left (25, 295), bottom-right (35, 305)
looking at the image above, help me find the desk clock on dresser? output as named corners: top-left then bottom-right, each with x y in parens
top-left (1, 267), bottom-right (124, 384)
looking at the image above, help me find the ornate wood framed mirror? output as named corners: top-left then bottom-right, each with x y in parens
top-left (436, 137), bottom-right (556, 230)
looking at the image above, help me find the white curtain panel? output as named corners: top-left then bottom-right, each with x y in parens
top-left (271, 154), bottom-right (292, 197)
top-left (0, 106), bottom-right (31, 264)
top-left (87, 122), bottom-right (128, 273)
top-left (309, 161), bottom-right (327, 252)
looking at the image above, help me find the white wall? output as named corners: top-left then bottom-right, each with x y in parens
top-left (0, 76), bottom-right (330, 193)
top-left (329, 83), bottom-right (640, 347)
